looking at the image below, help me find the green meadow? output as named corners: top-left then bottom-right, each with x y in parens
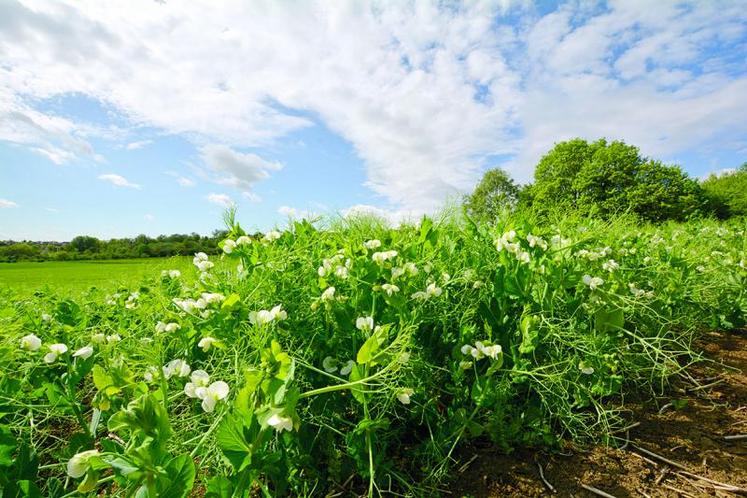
top-left (0, 257), bottom-right (195, 295)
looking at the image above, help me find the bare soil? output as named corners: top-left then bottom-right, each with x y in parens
top-left (451, 329), bottom-right (747, 497)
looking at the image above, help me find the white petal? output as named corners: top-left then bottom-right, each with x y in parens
top-left (208, 381), bottom-right (230, 400)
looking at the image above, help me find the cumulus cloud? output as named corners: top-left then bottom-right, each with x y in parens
top-left (98, 173), bottom-right (141, 189)
top-left (206, 193), bottom-right (233, 207)
top-left (200, 144), bottom-right (282, 194)
top-left (0, 199), bottom-right (19, 208)
top-left (0, 0), bottom-right (745, 212)
top-left (277, 205), bottom-right (317, 220)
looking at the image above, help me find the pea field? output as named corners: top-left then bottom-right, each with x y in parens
top-left (1, 211), bottom-right (746, 497)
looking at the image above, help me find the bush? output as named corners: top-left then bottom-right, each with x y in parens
top-left (701, 163), bottom-right (747, 219)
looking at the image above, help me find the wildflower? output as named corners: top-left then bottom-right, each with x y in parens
top-left (196, 381), bottom-right (230, 412)
top-left (494, 230), bottom-right (517, 251)
top-left (391, 267), bottom-right (405, 279)
top-left (628, 283), bottom-right (646, 298)
top-left (411, 291), bottom-right (427, 300)
top-left (198, 337), bottom-right (219, 351)
top-left (222, 239), bottom-right (236, 254)
top-left (44, 343), bottom-right (68, 364)
top-left (106, 334), bottom-right (121, 343)
top-left (91, 333), bottom-right (106, 344)
top-left (334, 265), bottom-right (349, 279)
top-left (473, 280), bottom-right (484, 289)
top-left (320, 287), bottom-right (336, 302)
top-left (340, 360), bottom-right (355, 376)
top-left (322, 356), bottom-right (338, 373)
top-left (602, 259), bottom-right (619, 272)
top-left (364, 239), bottom-right (382, 250)
top-left (381, 283), bottom-right (400, 296)
top-left (263, 230), bottom-right (282, 242)
top-left (125, 292), bottom-right (139, 309)
top-left (399, 352), bottom-right (410, 363)
top-left (156, 321), bottom-right (180, 333)
top-left (582, 275), bottom-right (604, 290)
top-left (184, 370), bottom-right (210, 398)
top-left (459, 360), bottom-right (473, 370)
top-left (161, 269), bottom-right (181, 278)
top-left (403, 262), bottom-right (418, 276)
top-left (739, 259), bottom-right (746, 270)
top-left (163, 359), bottom-right (191, 379)
top-left (41, 313), bottom-right (52, 322)
top-left (372, 250), bottom-right (398, 264)
top-left (442, 272), bottom-right (451, 282)
top-left (20, 334), bottom-right (42, 351)
top-left (66, 449), bottom-right (100, 478)
top-left (267, 413), bottom-right (294, 432)
top-left (481, 344), bottom-right (502, 360)
top-left (517, 251), bottom-right (531, 263)
top-left (423, 263), bottom-right (433, 274)
top-left (236, 235), bottom-right (252, 246)
top-left (356, 316), bottom-right (374, 332)
top-left (73, 346), bottom-right (94, 360)
top-left (193, 252), bottom-right (215, 272)
top-left (397, 388), bottom-right (414, 405)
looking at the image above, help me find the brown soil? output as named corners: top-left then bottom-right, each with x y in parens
top-left (451, 329), bottom-right (747, 497)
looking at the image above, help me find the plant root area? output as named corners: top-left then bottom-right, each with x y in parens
top-left (451, 329), bottom-right (747, 497)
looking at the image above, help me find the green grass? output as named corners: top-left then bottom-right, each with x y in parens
top-left (0, 257), bottom-right (195, 295)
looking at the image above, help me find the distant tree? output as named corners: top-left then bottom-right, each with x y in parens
top-left (528, 138), bottom-right (708, 221)
top-left (0, 243), bottom-right (40, 262)
top-left (70, 235), bottom-right (101, 253)
top-left (464, 168), bottom-right (520, 222)
top-left (701, 163), bottom-right (747, 219)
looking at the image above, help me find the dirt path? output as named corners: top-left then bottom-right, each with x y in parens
top-left (451, 329), bottom-right (747, 497)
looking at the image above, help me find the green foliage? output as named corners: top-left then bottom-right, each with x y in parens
top-left (464, 168), bottom-right (520, 222)
top-left (525, 138), bottom-right (708, 221)
top-left (701, 163), bottom-right (747, 219)
top-left (0, 210), bottom-right (745, 496)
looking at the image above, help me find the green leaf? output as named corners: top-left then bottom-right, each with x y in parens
top-left (215, 414), bottom-right (254, 472)
top-left (594, 308), bottom-right (624, 333)
top-left (206, 476), bottom-right (234, 498)
top-left (349, 364), bottom-right (366, 404)
top-left (221, 293), bottom-right (241, 310)
top-left (0, 425), bottom-right (16, 466)
top-left (159, 454), bottom-right (195, 498)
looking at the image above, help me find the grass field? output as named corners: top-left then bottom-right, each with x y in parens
top-left (0, 257), bottom-right (195, 295)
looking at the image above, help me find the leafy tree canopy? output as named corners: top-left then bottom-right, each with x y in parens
top-left (701, 163), bottom-right (747, 219)
top-left (464, 168), bottom-right (520, 222)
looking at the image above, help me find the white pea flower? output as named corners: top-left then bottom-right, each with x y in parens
top-left (423, 263), bottom-right (433, 274)
top-left (198, 337), bottom-right (218, 351)
top-left (526, 234), bottom-right (548, 250)
top-left (320, 287), bottom-right (336, 302)
top-left (582, 275), bottom-right (604, 290)
top-left (372, 250), bottom-right (397, 264)
top-left (322, 356), bottom-right (338, 373)
top-left (410, 291), bottom-right (427, 300)
top-left (397, 388), bottom-right (414, 405)
top-left (106, 334), bottom-right (121, 343)
top-left (169, 269), bottom-right (181, 278)
top-left (196, 381), bottom-right (230, 412)
top-left (44, 343), bottom-right (68, 364)
top-left (184, 370), bottom-right (210, 398)
top-left (163, 359), bottom-right (191, 379)
top-left (91, 333), bottom-right (106, 344)
top-left (391, 267), bottom-right (405, 279)
top-left (481, 344), bottom-right (502, 360)
top-left (356, 316), bottom-right (374, 332)
top-left (165, 322), bottom-right (180, 333)
top-left (222, 239), bottom-right (237, 254)
top-left (460, 344), bottom-right (475, 356)
top-left (236, 235), bottom-right (252, 246)
top-left (579, 362), bottom-right (595, 375)
top-left (602, 259), bottom-right (619, 272)
top-left (340, 360), bottom-right (355, 376)
top-left (73, 346), bottom-right (94, 360)
top-left (270, 304), bottom-right (287, 321)
top-left (41, 313), bottom-right (52, 322)
top-left (66, 449), bottom-right (100, 478)
top-left (201, 292), bottom-right (225, 304)
top-left (364, 239), bottom-right (382, 250)
top-left (403, 262), bottom-right (418, 276)
top-left (381, 283), bottom-right (400, 296)
top-left (20, 334), bottom-right (42, 351)
top-left (144, 366), bottom-right (159, 383)
top-left (426, 283), bottom-right (442, 298)
top-left (249, 304), bottom-right (287, 325)
top-left (334, 265), bottom-right (349, 279)
top-left (267, 413), bottom-right (294, 432)
top-left (155, 321), bottom-right (167, 333)
top-left (263, 230), bottom-right (282, 242)
top-left (517, 251), bottom-right (531, 263)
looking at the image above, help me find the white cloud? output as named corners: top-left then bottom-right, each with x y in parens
top-left (177, 176), bottom-right (195, 187)
top-left (206, 193), bottom-right (233, 207)
top-left (144, 213), bottom-right (155, 221)
top-left (0, 199), bottom-right (19, 208)
top-left (45, 207), bottom-right (59, 213)
top-left (126, 139), bottom-right (152, 150)
top-left (277, 205), bottom-right (317, 220)
top-left (0, 1), bottom-right (745, 211)
top-left (98, 173), bottom-right (141, 189)
top-left (200, 144), bottom-right (281, 194)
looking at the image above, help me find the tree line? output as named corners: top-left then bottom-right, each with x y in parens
top-left (0, 231), bottom-right (229, 263)
top-left (465, 138), bottom-right (747, 223)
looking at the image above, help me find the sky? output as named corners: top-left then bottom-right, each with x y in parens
top-left (1, 0), bottom-right (746, 241)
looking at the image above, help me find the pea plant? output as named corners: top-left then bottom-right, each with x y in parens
top-left (1, 209), bottom-right (745, 496)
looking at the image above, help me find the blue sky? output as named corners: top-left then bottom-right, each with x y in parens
top-left (1, 0), bottom-right (746, 241)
